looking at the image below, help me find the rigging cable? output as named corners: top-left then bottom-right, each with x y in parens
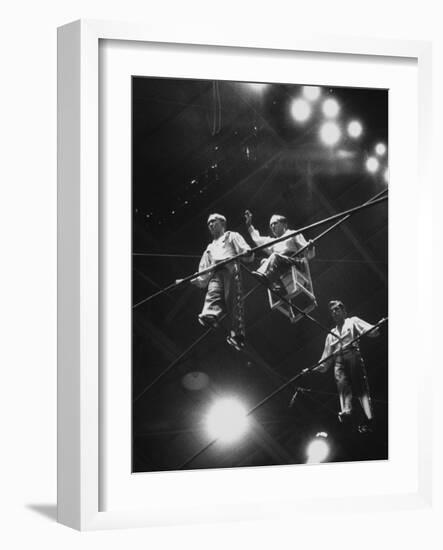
top-left (133, 193), bottom-right (388, 309)
top-left (178, 317), bottom-right (387, 469)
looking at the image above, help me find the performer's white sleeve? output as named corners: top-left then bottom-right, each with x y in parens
top-left (295, 233), bottom-right (315, 259)
top-left (192, 249), bottom-right (212, 288)
top-left (231, 231), bottom-right (251, 254)
top-left (352, 316), bottom-right (378, 338)
top-left (248, 225), bottom-right (272, 247)
top-left (230, 231), bottom-right (254, 262)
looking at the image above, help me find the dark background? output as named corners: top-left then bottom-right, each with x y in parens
top-left (132, 77), bottom-right (388, 472)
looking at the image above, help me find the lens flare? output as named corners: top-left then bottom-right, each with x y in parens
top-left (205, 397), bottom-right (249, 443)
top-left (320, 121), bottom-right (341, 146)
top-left (291, 98), bottom-right (312, 123)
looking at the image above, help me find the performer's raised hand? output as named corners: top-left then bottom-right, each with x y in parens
top-left (244, 209), bottom-right (253, 227)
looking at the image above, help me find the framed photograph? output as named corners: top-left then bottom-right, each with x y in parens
top-left (58, 20), bottom-right (432, 530)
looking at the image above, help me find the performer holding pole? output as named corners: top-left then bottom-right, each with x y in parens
top-left (316, 300), bottom-right (380, 433)
top-left (244, 209), bottom-right (315, 293)
top-left (191, 213), bottom-right (253, 351)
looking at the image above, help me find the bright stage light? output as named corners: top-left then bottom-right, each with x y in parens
top-left (375, 142), bottom-right (387, 156)
top-left (322, 98), bottom-right (340, 118)
top-left (291, 98), bottom-right (312, 123)
top-left (366, 156), bottom-right (380, 173)
top-left (302, 86), bottom-right (321, 101)
top-left (384, 167), bottom-right (389, 183)
top-left (306, 432), bottom-right (330, 464)
top-left (347, 120), bottom-right (363, 138)
top-left (319, 121), bottom-right (341, 146)
top-left (205, 397), bottom-right (249, 443)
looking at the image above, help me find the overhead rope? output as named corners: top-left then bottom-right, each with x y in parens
top-left (133, 192), bottom-right (388, 309)
top-left (307, 187), bottom-right (388, 247)
top-left (133, 327), bottom-right (215, 403)
top-left (178, 316), bottom-right (387, 469)
top-left (133, 189), bottom-right (387, 263)
top-left (241, 188), bottom-right (388, 340)
top-left (289, 386), bottom-right (387, 405)
top-left (135, 255), bottom-right (386, 265)
top-left (248, 317), bottom-right (387, 416)
top-left (133, 189), bottom-right (388, 403)
top-left (272, 187), bottom-right (388, 270)
top-left (243, 180), bottom-right (385, 336)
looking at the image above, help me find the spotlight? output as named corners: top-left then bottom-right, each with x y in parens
top-left (306, 432), bottom-right (330, 463)
top-left (205, 397), bottom-right (249, 444)
top-left (319, 121), bottom-right (341, 146)
top-left (322, 98), bottom-right (340, 118)
top-left (347, 120), bottom-right (363, 138)
top-left (375, 142), bottom-right (387, 156)
top-left (291, 98), bottom-right (312, 123)
top-left (366, 156), bottom-right (380, 173)
top-left (384, 167), bottom-right (389, 183)
top-left (302, 86), bottom-right (321, 101)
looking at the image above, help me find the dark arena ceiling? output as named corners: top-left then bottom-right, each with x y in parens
top-left (132, 77), bottom-right (388, 472)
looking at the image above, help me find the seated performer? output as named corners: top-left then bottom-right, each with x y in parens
top-left (244, 210), bottom-right (315, 293)
top-left (316, 300), bottom-right (380, 433)
top-left (192, 213), bottom-right (253, 351)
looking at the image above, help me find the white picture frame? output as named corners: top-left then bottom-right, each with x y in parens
top-left (57, 19), bottom-right (433, 531)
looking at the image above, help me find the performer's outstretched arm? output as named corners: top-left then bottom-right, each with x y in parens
top-left (295, 233), bottom-right (316, 260)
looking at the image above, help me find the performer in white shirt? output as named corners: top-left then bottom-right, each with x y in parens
top-left (192, 213), bottom-right (253, 351)
top-left (316, 300), bottom-right (380, 432)
top-left (244, 210), bottom-right (315, 292)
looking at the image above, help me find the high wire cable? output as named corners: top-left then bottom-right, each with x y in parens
top-left (239, 188), bottom-right (388, 339)
top-left (307, 187), bottom-right (388, 246)
top-left (133, 282), bottom-right (263, 403)
top-left (133, 327), bottom-right (214, 403)
top-left (132, 190), bottom-right (387, 263)
top-left (133, 189), bottom-right (387, 401)
top-left (271, 187), bottom-right (388, 270)
top-left (135, 255), bottom-right (386, 265)
top-left (178, 317), bottom-right (387, 469)
top-left (249, 317), bottom-right (387, 416)
top-left (241, 262), bottom-right (340, 340)
top-left (133, 193), bottom-right (388, 309)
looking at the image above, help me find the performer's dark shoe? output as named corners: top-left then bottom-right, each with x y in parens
top-left (226, 333), bottom-right (245, 352)
top-left (198, 314), bottom-right (219, 329)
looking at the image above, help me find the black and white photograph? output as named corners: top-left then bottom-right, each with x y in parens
top-left (2, 0), bottom-right (438, 542)
top-left (132, 77), bottom-right (388, 472)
